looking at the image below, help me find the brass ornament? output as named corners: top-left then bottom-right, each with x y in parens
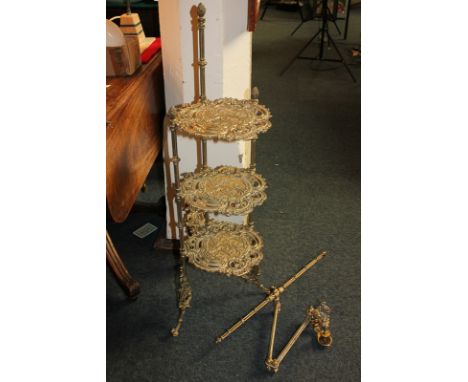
top-left (184, 221), bottom-right (264, 277)
top-left (169, 97), bottom-right (272, 141)
top-left (184, 209), bottom-right (206, 231)
top-left (180, 166), bottom-right (268, 215)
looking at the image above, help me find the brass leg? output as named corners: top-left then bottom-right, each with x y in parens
top-left (169, 120), bottom-right (193, 336)
top-left (106, 231), bottom-right (140, 298)
top-left (171, 254), bottom-right (192, 337)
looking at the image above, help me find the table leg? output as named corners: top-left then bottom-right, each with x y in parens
top-left (106, 231), bottom-right (140, 298)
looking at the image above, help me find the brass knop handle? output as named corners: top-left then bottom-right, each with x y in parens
top-left (309, 302), bottom-right (333, 347)
top-left (252, 86), bottom-right (260, 100)
top-left (197, 3), bottom-right (206, 17)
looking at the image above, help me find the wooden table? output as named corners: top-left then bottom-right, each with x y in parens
top-left (106, 53), bottom-right (165, 297)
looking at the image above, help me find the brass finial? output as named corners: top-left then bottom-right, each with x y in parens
top-left (197, 2), bottom-right (207, 101)
top-left (197, 3), bottom-right (206, 17)
top-left (252, 86), bottom-right (260, 100)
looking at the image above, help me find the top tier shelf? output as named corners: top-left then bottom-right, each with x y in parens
top-left (169, 98), bottom-right (272, 141)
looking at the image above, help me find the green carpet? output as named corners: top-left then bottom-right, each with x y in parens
top-left (107, 7), bottom-right (360, 382)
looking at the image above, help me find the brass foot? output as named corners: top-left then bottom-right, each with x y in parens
top-left (265, 358), bottom-right (279, 373)
top-left (171, 310), bottom-right (186, 337)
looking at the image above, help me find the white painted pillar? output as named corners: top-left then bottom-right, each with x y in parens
top-left (159, 0), bottom-right (253, 239)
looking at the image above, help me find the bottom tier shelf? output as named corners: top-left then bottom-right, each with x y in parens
top-left (184, 221), bottom-right (264, 277)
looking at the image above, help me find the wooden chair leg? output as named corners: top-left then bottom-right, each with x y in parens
top-left (106, 231), bottom-right (140, 298)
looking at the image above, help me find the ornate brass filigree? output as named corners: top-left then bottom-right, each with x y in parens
top-left (184, 221), bottom-right (264, 277)
top-left (184, 209), bottom-right (206, 231)
top-left (180, 166), bottom-right (267, 215)
top-left (169, 97), bottom-right (272, 141)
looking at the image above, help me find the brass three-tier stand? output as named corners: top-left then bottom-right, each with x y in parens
top-left (168, 3), bottom-right (272, 337)
top-left (166, 4), bottom-right (334, 373)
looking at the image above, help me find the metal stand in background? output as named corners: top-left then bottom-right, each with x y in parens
top-left (343, 0), bottom-right (353, 40)
top-left (280, 0), bottom-right (356, 81)
top-left (261, 0), bottom-right (303, 21)
top-left (290, 0), bottom-right (341, 37)
top-left (261, 0), bottom-right (346, 39)
top-left (260, 0), bottom-right (276, 20)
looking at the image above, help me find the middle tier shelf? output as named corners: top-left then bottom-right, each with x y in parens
top-left (184, 220), bottom-right (264, 277)
top-left (179, 166), bottom-right (268, 216)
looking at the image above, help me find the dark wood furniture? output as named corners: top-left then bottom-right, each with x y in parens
top-left (107, 232), bottom-right (140, 298)
top-left (248, 0), bottom-right (261, 31)
top-left (106, 52), bottom-right (165, 297)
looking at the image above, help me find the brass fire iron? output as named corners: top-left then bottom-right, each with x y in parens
top-left (215, 251), bottom-right (333, 373)
top-left (216, 251), bottom-right (328, 343)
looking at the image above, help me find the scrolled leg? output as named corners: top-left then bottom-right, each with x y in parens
top-left (106, 231), bottom-right (140, 299)
top-left (171, 254), bottom-right (192, 337)
top-left (169, 123), bottom-right (192, 337)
